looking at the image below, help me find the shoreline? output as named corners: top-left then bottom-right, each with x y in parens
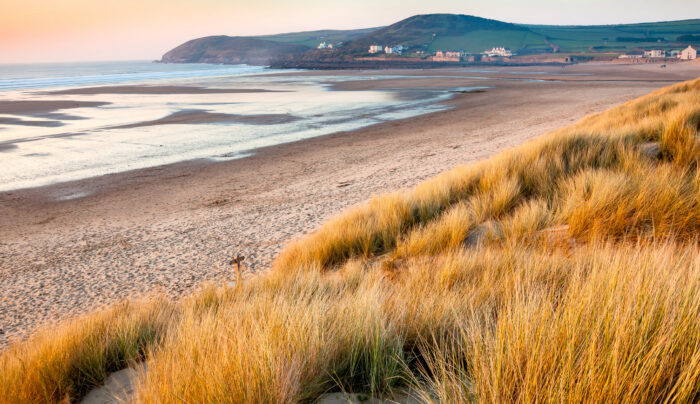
top-left (2, 63), bottom-right (697, 193)
top-left (1, 65), bottom-right (699, 347)
top-left (0, 89), bottom-right (465, 200)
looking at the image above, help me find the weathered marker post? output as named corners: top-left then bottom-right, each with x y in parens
top-left (229, 255), bottom-right (245, 286)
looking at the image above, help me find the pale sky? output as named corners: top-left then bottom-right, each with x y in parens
top-left (1, 0), bottom-right (699, 63)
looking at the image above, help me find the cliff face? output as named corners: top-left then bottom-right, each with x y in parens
top-left (160, 36), bottom-right (310, 65)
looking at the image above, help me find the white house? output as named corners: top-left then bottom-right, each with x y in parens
top-left (317, 42), bottom-right (328, 49)
top-left (680, 45), bottom-right (697, 60)
top-left (485, 47), bottom-right (513, 57)
top-left (644, 49), bottom-right (665, 58)
top-left (368, 45), bottom-right (383, 54)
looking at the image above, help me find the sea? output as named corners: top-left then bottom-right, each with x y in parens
top-left (0, 61), bottom-right (461, 193)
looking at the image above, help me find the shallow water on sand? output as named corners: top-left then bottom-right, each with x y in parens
top-left (0, 62), bottom-right (481, 192)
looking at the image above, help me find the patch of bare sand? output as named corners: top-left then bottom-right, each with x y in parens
top-left (80, 365), bottom-right (145, 404)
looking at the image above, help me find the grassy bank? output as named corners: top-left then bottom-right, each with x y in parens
top-left (1, 78), bottom-right (699, 403)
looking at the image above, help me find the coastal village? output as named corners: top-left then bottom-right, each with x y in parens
top-left (365, 44), bottom-right (516, 62)
top-left (316, 39), bottom-right (698, 64)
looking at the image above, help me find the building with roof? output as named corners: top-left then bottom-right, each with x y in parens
top-left (619, 51), bottom-right (644, 59)
top-left (644, 49), bottom-right (666, 58)
top-left (368, 45), bottom-right (383, 54)
top-left (432, 51), bottom-right (461, 62)
top-left (680, 45), bottom-right (697, 60)
top-left (485, 47), bottom-right (513, 57)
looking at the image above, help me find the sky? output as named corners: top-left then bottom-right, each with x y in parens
top-left (2, 0), bottom-right (699, 63)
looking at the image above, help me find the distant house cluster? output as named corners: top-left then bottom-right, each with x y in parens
top-left (368, 45), bottom-right (407, 55)
top-left (428, 47), bottom-right (513, 63)
top-left (317, 42), bottom-right (335, 50)
top-left (619, 46), bottom-right (697, 60)
top-left (365, 44), bottom-right (516, 63)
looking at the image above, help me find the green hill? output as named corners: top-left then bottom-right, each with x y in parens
top-left (334, 15), bottom-right (700, 55)
top-left (160, 36), bottom-right (311, 65)
top-left (257, 27), bottom-right (379, 48)
top-left (347, 14), bottom-right (528, 50)
top-left (160, 28), bottom-right (379, 65)
top-left (160, 14), bottom-right (700, 64)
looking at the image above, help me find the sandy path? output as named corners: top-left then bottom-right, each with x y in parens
top-left (1, 65), bottom-right (698, 347)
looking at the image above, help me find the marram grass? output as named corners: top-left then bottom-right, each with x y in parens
top-left (2, 78), bottom-right (700, 403)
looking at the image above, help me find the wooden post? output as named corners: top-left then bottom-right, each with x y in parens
top-left (230, 255), bottom-right (245, 286)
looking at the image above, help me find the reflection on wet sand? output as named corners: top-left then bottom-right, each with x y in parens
top-left (44, 85), bottom-right (286, 95)
top-left (113, 109), bottom-right (301, 129)
top-left (0, 117), bottom-right (65, 127)
top-left (0, 100), bottom-right (110, 115)
top-left (0, 74), bottom-right (451, 191)
top-left (0, 143), bottom-right (18, 152)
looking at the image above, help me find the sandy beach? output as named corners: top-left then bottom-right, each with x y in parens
top-left (1, 63), bottom-right (699, 347)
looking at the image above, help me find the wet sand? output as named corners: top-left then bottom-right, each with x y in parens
top-left (45, 85), bottom-right (284, 95)
top-left (0, 100), bottom-right (110, 116)
top-left (1, 63), bottom-right (699, 347)
top-left (113, 110), bottom-right (300, 128)
top-left (0, 144), bottom-right (18, 152)
top-left (0, 117), bottom-right (65, 127)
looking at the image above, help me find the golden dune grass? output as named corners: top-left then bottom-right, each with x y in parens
top-left (1, 78), bottom-right (699, 403)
